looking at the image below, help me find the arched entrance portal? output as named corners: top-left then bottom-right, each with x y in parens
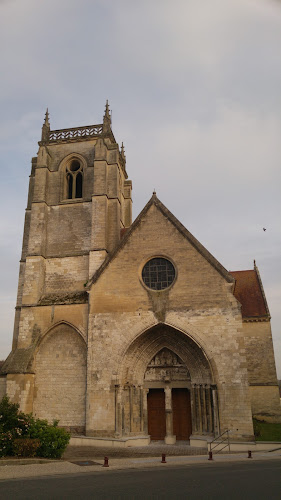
top-left (117, 324), bottom-right (219, 443)
top-left (145, 348), bottom-right (192, 441)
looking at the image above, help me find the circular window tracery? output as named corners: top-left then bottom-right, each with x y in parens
top-left (142, 257), bottom-right (175, 290)
top-left (69, 160), bottom-right (81, 172)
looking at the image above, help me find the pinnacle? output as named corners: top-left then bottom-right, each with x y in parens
top-left (104, 100), bottom-right (111, 119)
top-left (103, 100), bottom-right (112, 131)
top-left (44, 108), bottom-right (50, 127)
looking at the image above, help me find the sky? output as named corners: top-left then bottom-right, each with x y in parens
top-left (0, 0), bottom-right (280, 377)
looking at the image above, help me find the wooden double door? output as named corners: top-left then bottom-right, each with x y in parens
top-left (147, 388), bottom-right (192, 440)
top-left (172, 388), bottom-right (192, 440)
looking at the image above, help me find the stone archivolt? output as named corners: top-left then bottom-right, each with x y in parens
top-left (113, 325), bottom-right (217, 441)
top-left (119, 324), bottom-right (212, 387)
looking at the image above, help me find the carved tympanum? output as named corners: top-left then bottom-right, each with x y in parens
top-left (144, 348), bottom-right (190, 382)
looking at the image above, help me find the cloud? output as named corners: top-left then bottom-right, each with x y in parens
top-left (1, 0), bottom-right (281, 116)
top-left (0, 0), bottom-right (280, 378)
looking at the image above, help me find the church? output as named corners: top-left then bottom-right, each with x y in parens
top-left (1, 103), bottom-right (280, 446)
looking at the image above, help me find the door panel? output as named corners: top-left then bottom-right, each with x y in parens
top-left (147, 389), bottom-right (166, 440)
top-left (172, 388), bottom-right (192, 440)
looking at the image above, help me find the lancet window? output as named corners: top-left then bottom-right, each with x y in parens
top-left (66, 159), bottom-right (83, 199)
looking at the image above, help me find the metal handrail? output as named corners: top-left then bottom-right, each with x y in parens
top-left (210, 429), bottom-right (230, 454)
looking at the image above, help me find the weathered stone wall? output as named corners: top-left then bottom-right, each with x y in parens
top-left (242, 321), bottom-right (280, 421)
top-left (250, 386), bottom-right (281, 423)
top-left (87, 312), bottom-right (253, 438)
top-left (21, 256), bottom-right (46, 305)
top-left (91, 205), bottom-right (238, 315)
top-left (44, 256), bottom-right (89, 293)
top-left (87, 204), bottom-right (254, 439)
top-left (243, 322), bottom-right (278, 384)
top-left (46, 204), bottom-right (92, 257)
top-left (33, 324), bottom-right (87, 431)
top-left (6, 374), bottom-right (35, 414)
top-left (10, 129), bottom-right (131, 355)
top-left (16, 303), bottom-right (88, 350)
top-left (45, 140), bottom-right (96, 171)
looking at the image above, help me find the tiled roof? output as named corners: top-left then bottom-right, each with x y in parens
top-left (229, 270), bottom-right (269, 318)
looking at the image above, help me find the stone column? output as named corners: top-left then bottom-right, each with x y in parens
top-left (114, 385), bottom-right (122, 437)
top-left (191, 384), bottom-right (215, 436)
top-left (202, 385), bottom-right (208, 433)
top-left (197, 385), bottom-right (203, 434)
top-left (206, 386), bottom-right (213, 433)
top-left (164, 386), bottom-right (176, 445)
top-left (211, 386), bottom-right (220, 436)
top-left (122, 385), bottom-right (130, 435)
top-left (129, 385), bottom-right (133, 433)
top-left (191, 385), bottom-right (197, 433)
top-left (142, 388), bottom-right (149, 434)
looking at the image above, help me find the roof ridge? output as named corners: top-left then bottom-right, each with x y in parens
top-left (229, 269), bottom-right (256, 274)
top-left (254, 261), bottom-right (271, 318)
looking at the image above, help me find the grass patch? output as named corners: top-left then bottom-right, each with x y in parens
top-left (253, 419), bottom-right (281, 441)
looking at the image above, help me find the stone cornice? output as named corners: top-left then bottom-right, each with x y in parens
top-left (242, 316), bottom-right (270, 323)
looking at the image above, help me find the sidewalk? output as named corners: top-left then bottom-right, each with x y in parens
top-left (0, 448), bottom-right (280, 481)
top-left (63, 442), bottom-right (207, 460)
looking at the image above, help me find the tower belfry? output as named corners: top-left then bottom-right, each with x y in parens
top-left (10, 103), bottom-right (132, 363)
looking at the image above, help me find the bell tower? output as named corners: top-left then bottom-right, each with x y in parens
top-left (12, 103), bottom-right (132, 352)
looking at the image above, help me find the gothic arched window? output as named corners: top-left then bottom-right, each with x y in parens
top-left (66, 160), bottom-right (83, 199)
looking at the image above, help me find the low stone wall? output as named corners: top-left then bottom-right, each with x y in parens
top-left (69, 435), bottom-right (151, 448)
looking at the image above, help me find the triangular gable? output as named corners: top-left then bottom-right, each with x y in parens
top-left (88, 193), bottom-right (234, 287)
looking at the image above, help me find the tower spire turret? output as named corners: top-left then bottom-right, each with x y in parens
top-left (44, 108), bottom-right (50, 127)
top-left (120, 142), bottom-right (126, 162)
top-left (103, 100), bottom-right (112, 133)
top-left (41, 108), bottom-right (50, 142)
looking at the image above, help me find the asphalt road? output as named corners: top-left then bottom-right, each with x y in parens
top-left (0, 460), bottom-right (280, 499)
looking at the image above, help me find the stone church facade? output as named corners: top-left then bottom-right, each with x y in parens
top-left (1, 104), bottom-right (280, 445)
